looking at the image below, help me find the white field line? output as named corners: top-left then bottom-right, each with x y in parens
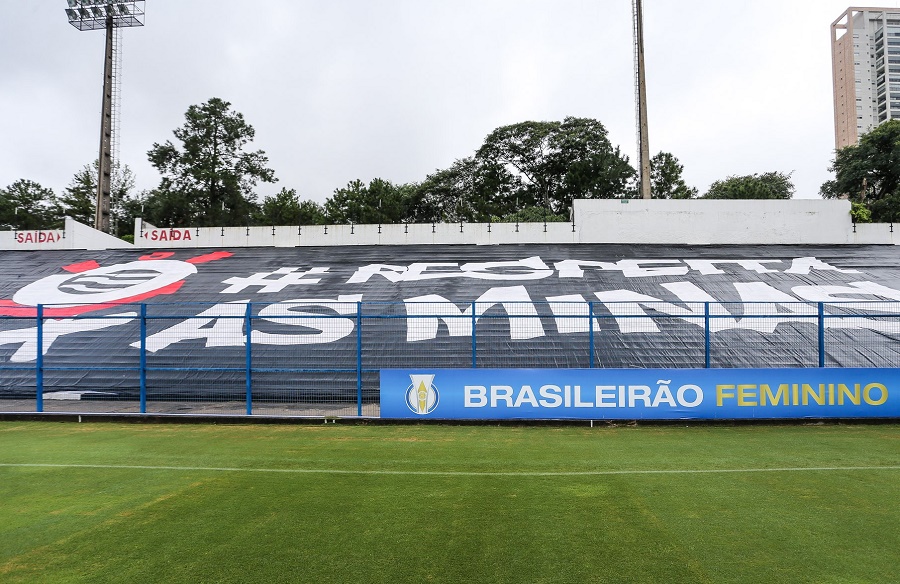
top-left (1, 463), bottom-right (899, 477)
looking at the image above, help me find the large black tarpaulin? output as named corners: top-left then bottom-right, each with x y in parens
top-left (1, 244), bottom-right (899, 400)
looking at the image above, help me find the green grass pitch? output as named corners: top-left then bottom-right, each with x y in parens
top-left (1, 422), bottom-right (898, 583)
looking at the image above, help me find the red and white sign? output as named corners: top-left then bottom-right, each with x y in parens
top-left (14, 231), bottom-right (64, 244)
top-left (143, 229), bottom-right (193, 242)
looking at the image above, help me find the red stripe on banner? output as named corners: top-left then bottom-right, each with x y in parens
top-left (0, 280), bottom-right (186, 318)
top-left (186, 251), bottom-right (234, 264)
top-left (61, 260), bottom-right (101, 273)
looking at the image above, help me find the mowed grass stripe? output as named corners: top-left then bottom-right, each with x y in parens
top-left (2, 462), bottom-right (900, 476)
top-left (2, 423), bottom-right (899, 583)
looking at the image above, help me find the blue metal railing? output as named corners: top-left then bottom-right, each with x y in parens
top-left (1, 300), bottom-right (898, 416)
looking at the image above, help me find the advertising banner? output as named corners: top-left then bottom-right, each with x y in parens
top-left (380, 368), bottom-right (900, 420)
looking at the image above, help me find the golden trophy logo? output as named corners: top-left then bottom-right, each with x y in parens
top-left (406, 374), bottom-right (439, 415)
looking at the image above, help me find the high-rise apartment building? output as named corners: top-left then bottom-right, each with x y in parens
top-left (832, 7), bottom-right (900, 149)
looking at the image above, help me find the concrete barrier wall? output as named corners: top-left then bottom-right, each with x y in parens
top-left (0, 217), bottom-right (133, 251)
top-left (136, 219), bottom-right (580, 248)
top-left (2, 200), bottom-right (891, 251)
top-left (136, 199), bottom-right (893, 248)
top-left (574, 199), bottom-right (857, 245)
top-left (853, 222), bottom-right (897, 245)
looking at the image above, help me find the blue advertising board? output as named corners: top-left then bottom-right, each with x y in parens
top-left (380, 369), bottom-right (900, 420)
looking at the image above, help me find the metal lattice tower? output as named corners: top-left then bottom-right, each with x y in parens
top-left (64, 1), bottom-right (145, 233)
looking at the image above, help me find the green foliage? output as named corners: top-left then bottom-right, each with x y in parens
top-left (145, 98), bottom-right (275, 227)
top-left (851, 201), bottom-right (873, 223)
top-left (255, 188), bottom-right (326, 225)
top-left (324, 178), bottom-right (412, 224)
top-left (497, 205), bottom-right (568, 223)
top-left (821, 120), bottom-right (900, 222)
top-left (0, 179), bottom-right (60, 230)
top-left (703, 171), bottom-right (794, 200)
top-left (650, 152), bottom-right (698, 199)
top-left (409, 157), bottom-right (513, 222)
top-left (474, 117), bottom-right (635, 215)
top-left (59, 161), bottom-right (136, 235)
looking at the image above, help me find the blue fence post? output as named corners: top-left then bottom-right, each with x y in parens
top-left (471, 302), bottom-right (477, 368)
top-left (588, 301), bottom-right (595, 368)
top-left (140, 304), bottom-right (147, 414)
top-left (704, 302), bottom-right (711, 369)
top-left (818, 302), bottom-right (826, 368)
top-left (36, 304), bottom-right (43, 413)
top-left (245, 303), bottom-right (253, 416)
top-left (356, 302), bottom-right (362, 417)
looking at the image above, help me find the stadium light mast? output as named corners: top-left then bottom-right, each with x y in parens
top-left (633, 0), bottom-right (651, 199)
top-left (64, 0), bottom-right (145, 233)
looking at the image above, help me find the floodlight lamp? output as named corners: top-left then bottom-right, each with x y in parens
top-left (118, 4), bottom-right (130, 15)
top-left (90, 7), bottom-right (102, 17)
top-left (79, 7), bottom-right (89, 17)
top-left (65, 8), bottom-right (78, 20)
top-left (67, 0), bottom-right (79, 7)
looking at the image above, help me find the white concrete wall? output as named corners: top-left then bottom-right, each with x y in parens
top-left (853, 222), bottom-right (897, 245)
top-left (135, 219), bottom-right (579, 248)
top-left (130, 199), bottom-right (897, 248)
top-left (574, 199), bottom-right (859, 245)
top-left (0, 217), bottom-right (132, 251)
top-left (66, 217), bottom-right (133, 250)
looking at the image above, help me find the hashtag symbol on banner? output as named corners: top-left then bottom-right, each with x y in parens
top-left (220, 267), bottom-right (329, 294)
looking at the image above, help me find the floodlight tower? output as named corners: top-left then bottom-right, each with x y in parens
top-left (633, 0), bottom-right (651, 199)
top-left (64, 0), bottom-right (145, 233)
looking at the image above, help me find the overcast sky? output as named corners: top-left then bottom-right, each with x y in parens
top-left (3, 0), bottom-right (899, 205)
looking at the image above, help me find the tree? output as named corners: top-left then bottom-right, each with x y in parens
top-left (0, 180), bottom-right (60, 230)
top-left (549, 117), bottom-right (636, 208)
top-left (146, 97), bottom-right (276, 227)
top-left (821, 119), bottom-right (900, 221)
top-left (650, 152), bottom-right (697, 199)
top-left (59, 160), bottom-right (136, 234)
top-left (408, 157), bottom-right (516, 222)
top-left (324, 179), bottom-right (411, 224)
top-left (254, 188), bottom-right (326, 225)
top-left (498, 206), bottom-right (567, 223)
top-left (475, 117), bottom-right (635, 214)
top-left (703, 172), bottom-right (794, 200)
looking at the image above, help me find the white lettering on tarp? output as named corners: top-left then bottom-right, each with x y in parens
top-left (555, 259), bottom-right (688, 278)
top-left (346, 264), bottom-right (406, 284)
top-left (404, 286), bottom-right (544, 341)
top-left (347, 257), bottom-right (553, 283)
top-left (458, 257), bottom-right (552, 281)
top-left (684, 260), bottom-right (783, 275)
top-left (593, 282), bottom-right (738, 334)
top-left (793, 281), bottom-right (900, 310)
top-left (403, 263), bottom-right (461, 281)
top-left (592, 281), bottom-right (900, 335)
top-left (555, 257), bottom-right (861, 279)
top-left (733, 282), bottom-right (816, 333)
top-left (136, 301), bottom-right (248, 353)
top-left (785, 257), bottom-right (861, 275)
top-left (546, 294), bottom-right (601, 334)
top-left (252, 295), bottom-right (362, 345)
top-left (0, 314), bottom-right (135, 362)
top-left (221, 267), bottom-right (329, 294)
